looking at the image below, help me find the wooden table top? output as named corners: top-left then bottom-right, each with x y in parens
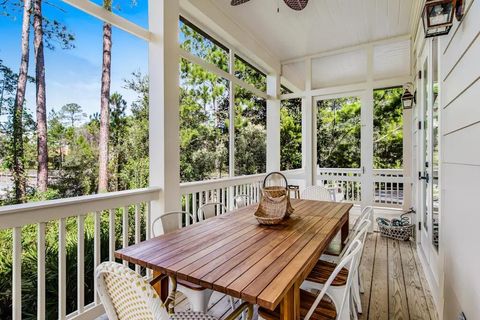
top-left (115, 199), bottom-right (352, 310)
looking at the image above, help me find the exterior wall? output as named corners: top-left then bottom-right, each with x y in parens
top-left (438, 0), bottom-right (480, 318)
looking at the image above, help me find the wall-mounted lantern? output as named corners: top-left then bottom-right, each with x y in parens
top-left (422, 0), bottom-right (464, 38)
top-left (402, 83), bottom-right (415, 109)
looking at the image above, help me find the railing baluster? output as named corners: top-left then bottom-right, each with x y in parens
top-left (193, 193), bottom-right (198, 222)
top-left (94, 212), bottom-right (101, 302)
top-left (185, 195), bottom-right (191, 226)
top-left (77, 215), bottom-right (85, 313)
top-left (38, 222), bottom-right (46, 320)
top-left (135, 204), bottom-right (141, 273)
top-left (59, 218), bottom-right (67, 319)
top-left (123, 206), bottom-right (129, 265)
top-left (146, 202), bottom-right (153, 279)
top-left (109, 209), bottom-right (115, 261)
top-left (12, 227), bottom-right (21, 320)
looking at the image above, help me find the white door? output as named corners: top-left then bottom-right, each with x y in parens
top-left (417, 39), bottom-right (440, 283)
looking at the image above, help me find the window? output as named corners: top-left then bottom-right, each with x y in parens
top-left (373, 87), bottom-right (403, 169)
top-left (234, 85), bottom-right (266, 175)
top-left (179, 19), bottom-right (269, 180)
top-left (179, 58), bottom-right (230, 182)
top-left (316, 97), bottom-right (361, 169)
top-left (234, 55), bottom-right (266, 92)
top-left (280, 98), bottom-right (302, 170)
top-left (179, 17), bottom-right (229, 73)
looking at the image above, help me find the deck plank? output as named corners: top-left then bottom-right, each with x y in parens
top-left (387, 238), bottom-right (409, 320)
top-left (357, 232), bottom-right (376, 320)
top-left (399, 240), bottom-right (431, 320)
top-left (368, 233), bottom-right (389, 320)
top-left (411, 243), bottom-right (438, 320)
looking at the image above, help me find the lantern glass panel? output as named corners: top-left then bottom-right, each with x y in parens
top-left (427, 2), bottom-right (453, 27)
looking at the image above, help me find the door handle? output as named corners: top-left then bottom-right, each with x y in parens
top-left (419, 172), bottom-right (429, 183)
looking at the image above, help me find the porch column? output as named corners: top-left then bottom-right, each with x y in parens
top-left (302, 57), bottom-right (315, 186)
top-left (402, 108), bottom-right (413, 210)
top-left (267, 74), bottom-right (281, 172)
top-left (148, 0), bottom-right (181, 235)
top-left (361, 46), bottom-right (374, 231)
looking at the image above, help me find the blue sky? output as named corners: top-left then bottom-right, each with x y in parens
top-left (0, 0), bottom-right (149, 119)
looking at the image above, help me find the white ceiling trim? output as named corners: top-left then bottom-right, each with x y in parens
top-left (281, 34), bottom-right (411, 65)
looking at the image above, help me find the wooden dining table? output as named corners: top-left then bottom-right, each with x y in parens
top-left (115, 199), bottom-right (352, 320)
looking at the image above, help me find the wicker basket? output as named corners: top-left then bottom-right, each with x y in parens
top-left (376, 213), bottom-right (414, 241)
top-left (254, 172), bottom-right (294, 225)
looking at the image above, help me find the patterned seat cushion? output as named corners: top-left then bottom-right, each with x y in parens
top-left (170, 311), bottom-right (218, 320)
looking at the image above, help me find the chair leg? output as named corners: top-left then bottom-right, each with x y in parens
top-left (359, 270), bottom-right (365, 294)
top-left (337, 291), bottom-right (351, 320)
top-left (350, 292), bottom-right (358, 320)
top-left (352, 275), bottom-right (362, 314)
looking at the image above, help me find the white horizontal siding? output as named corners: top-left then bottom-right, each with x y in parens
top-left (440, 0), bottom-right (480, 318)
top-left (443, 79), bottom-right (480, 135)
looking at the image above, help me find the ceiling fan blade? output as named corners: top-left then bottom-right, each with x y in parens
top-left (283, 0), bottom-right (309, 11)
top-left (231, 0), bottom-right (251, 6)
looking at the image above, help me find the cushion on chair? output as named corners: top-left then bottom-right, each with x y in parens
top-left (306, 260), bottom-right (349, 286)
top-left (258, 289), bottom-right (336, 320)
top-left (170, 311), bottom-right (218, 320)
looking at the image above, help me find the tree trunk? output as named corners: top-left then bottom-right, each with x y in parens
top-left (12, 0), bottom-right (32, 202)
top-left (98, 1), bottom-right (112, 193)
top-left (34, 0), bottom-right (48, 193)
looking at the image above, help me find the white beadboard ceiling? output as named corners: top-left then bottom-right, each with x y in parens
top-left (211, 0), bottom-right (416, 62)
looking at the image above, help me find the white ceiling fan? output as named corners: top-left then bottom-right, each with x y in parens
top-left (230, 0), bottom-right (309, 11)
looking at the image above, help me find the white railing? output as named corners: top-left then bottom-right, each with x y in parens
top-left (180, 173), bottom-right (266, 221)
top-left (316, 167), bottom-right (404, 207)
top-left (317, 168), bottom-right (363, 203)
top-left (0, 187), bottom-right (161, 320)
top-left (373, 169), bottom-right (404, 207)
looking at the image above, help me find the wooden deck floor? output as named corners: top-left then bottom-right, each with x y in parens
top-left (174, 233), bottom-right (437, 320)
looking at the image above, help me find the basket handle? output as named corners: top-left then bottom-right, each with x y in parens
top-left (263, 172), bottom-right (289, 189)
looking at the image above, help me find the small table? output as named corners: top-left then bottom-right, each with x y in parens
top-left (116, 199), bottom-right (351, 320)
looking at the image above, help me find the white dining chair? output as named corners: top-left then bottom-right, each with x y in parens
top-left (197, 202), bottom-right (226, 221)
top-left (259, 240), bottom-right (363, 320)
top-left (151, 211), bottom-right (213, 313)
top-left (301, 186), bottom-right (334, 202)
top-left (96, 261), bottom-right (253, 320)
top-left (234, 194), bottom-right (251, 208)
top-left (302, 220), bottom-right (371, 320)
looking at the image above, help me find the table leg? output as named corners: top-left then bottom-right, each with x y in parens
top-left (280, 283), bottom-right (300, 320)
top-left (152, 270), bottom-right (169, 301)
top-left (341, 215), bottom-right (349, 249)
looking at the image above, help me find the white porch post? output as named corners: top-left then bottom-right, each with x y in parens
top-left (402, 108), bottom-right (413, 210)
top-left (361, 46), bottom-right (374, 231)
top-left (267, 74), bottom-right (281, 172)
top-left (302, 57), bottom-right (315, 186)
top-left (148, 0), bottom-right (181, 235)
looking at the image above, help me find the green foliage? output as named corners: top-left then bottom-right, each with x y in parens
top-left (280, 99), bottom-right (302, 171)
top-left (317, 97), bottom-right (362, 168)
top-left (373, 88), bottom-right (403, 169)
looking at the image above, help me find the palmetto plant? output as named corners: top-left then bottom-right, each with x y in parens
top-left (0, 207), bottom-right (146, 319)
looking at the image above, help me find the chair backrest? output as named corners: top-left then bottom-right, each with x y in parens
top-left (234, 194), bottom-right (251, 209)
top-left (301, 186), bottom-right (333, 202)
top-left (152, 211), bottom-right (195, 237)
top-left (339, 216), bottom-right (371, 259)
top-left (96, 261), bottom-right (168, 320)
top-left (197, 202), bottom-right (226, 221)
top-left (304, 240), bottom-right (363, 320)
top-left (346, 219), bottom-right (371, 269)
